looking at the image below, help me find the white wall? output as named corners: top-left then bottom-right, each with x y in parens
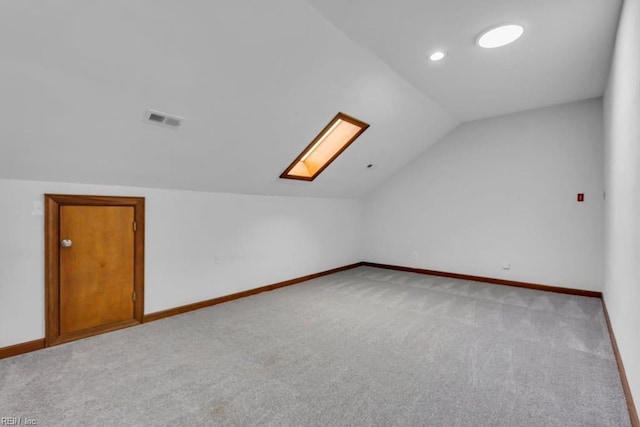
top-left (603, 0), bottom-right (640, 409)
top-left (363, 99), bottom-right (604, 291)
top-left (0, 179), bottom-right (362, 347)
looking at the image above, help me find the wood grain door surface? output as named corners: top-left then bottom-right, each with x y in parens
top-left (59, 206), bottom-right (135, 334)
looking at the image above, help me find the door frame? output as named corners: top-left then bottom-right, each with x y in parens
top-left (44, 194), bottom-right (145, 346)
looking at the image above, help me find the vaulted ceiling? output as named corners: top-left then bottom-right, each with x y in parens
top-left (307, 0), bottom-right (621, 121)
top-left (0, 0), bottom-right (621, 198)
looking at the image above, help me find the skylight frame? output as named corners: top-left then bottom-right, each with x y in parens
top-left (280, 112), bottom-right (369, 181)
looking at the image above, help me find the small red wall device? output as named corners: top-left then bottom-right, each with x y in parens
top-left (577, 193), bottom-right (584, 202)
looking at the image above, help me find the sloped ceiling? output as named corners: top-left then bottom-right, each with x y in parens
top-left (306, 0), bottom-right (622, 121)
top-left (0, 0), bottom-right (620, 198)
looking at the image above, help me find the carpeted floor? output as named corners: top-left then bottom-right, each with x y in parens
top-left (0, 266), bottom-right (630, 426)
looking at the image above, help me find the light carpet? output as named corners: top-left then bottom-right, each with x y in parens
top-left (0, 266), bottom-right (630, 426)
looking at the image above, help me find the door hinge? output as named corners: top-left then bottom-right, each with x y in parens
top-left (132, 291), bottom-right (136, 302)
top-left (133, 221), bottom-right (137, 232)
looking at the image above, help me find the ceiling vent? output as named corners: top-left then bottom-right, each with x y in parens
top-left (144, 109), bottom-right (184, 128)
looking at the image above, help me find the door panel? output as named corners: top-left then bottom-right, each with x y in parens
top-left (59, 205), bottom-right (135, 334)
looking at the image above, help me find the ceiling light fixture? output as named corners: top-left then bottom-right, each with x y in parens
top-left (429, 51), bottom-right (446, 61)
top-left (477, 24), bottom-right (524, 48)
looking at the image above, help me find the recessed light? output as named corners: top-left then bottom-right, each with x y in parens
top-left (477, 24), bottom-right (524, 48)
top-left (429, 51), bottom-right (447, 61)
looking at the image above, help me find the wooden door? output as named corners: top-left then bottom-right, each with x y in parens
top-left (59, 206), bottom-right (135, 334)
top-left (45, 195), bottom-right (145, 346)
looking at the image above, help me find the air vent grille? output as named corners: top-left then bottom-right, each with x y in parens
top-left (163, 117), bottom-right (182, 127)
top-left (148, 113), bottom-right (165, 123)
top-left (144, 109), bottom-right (183, 128)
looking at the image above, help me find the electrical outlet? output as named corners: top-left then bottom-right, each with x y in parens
top-left (411, 251), bottom-right (419, 260)
top-left (502, 262), bottom-right (510, 270)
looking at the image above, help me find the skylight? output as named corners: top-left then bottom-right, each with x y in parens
top-left (280, 112), bottom-right (369, 181)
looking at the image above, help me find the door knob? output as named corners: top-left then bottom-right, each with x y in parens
top-left (61, 239), bottom-right (72, 248)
